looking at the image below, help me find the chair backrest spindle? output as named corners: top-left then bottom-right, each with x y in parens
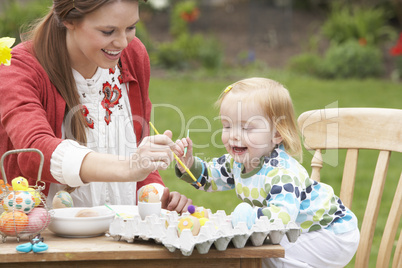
top-left (298, 108), bottom-right (402, 268)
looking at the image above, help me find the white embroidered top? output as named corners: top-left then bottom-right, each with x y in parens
top-left (46, 66), bottom-right (163, 207)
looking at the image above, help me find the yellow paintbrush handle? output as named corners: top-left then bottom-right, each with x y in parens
top-left (149, 122), bottom-right (202, 187)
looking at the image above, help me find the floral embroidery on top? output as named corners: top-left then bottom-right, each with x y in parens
top-left (79, 67), bottom-right (124, 129)
top-left (81, 105), bottom-right (94, 129)
top-left (101, 81), bottom-right (122, 125)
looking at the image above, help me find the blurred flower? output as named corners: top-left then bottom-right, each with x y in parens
top-left (180, 7), bottom-right (199, 22)
top-left (148, 0), bottom-right (169, 10)
top-left (389, 33), bottom-right (402, 81)
top-left (390, 33), bottom-right (402, 56)
top-left (358, 38), bottom-right (367, 46)
top-left (0, 37), bottom-right (15, 66)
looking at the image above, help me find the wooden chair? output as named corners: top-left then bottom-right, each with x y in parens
top-left (297, 108), bottom-right (402, 268)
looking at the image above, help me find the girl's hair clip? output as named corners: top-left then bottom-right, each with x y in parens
top-left (223, 85), bottom-right (233, 93)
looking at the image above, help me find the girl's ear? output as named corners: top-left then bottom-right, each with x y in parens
top-left (273, 131), bottom-right (283, 145)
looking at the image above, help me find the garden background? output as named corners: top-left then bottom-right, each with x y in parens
top-left (1, 0), bottom-right (401, 267)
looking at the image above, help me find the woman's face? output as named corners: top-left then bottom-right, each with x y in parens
top-left (65, 1), bottom-right (139, 79)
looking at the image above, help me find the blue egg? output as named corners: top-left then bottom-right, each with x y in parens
top-left (231, 202), bottom-right (256, 230)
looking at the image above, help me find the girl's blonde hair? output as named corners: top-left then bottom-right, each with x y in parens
top-left (216, 77), bottom-right (302, 161)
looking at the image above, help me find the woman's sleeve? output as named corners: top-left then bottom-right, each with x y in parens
top-left (175, 154), bottom-right (235, 192)
top-left (50, 140), bottom-right (93, 187)
top-left (0, 44), bottom-right (64, 186)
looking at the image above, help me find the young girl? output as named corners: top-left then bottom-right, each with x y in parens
top-left (0, 0), bottom-right (191, 213)
top-left (174, 77), bottom-right (360, 267)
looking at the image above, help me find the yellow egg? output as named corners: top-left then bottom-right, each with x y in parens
top-left (199, 217), bottom-right (210, 226)
top-left (177, 216), bottom-right (200, 236)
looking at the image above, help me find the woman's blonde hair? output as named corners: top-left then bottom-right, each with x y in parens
top-left (216, 77), bottom-right (302, 161)
top-left (25, 0), bottom-right (142, 144)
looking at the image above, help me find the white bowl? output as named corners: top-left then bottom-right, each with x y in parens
top-left (48, 207), bottom-right (115, 238)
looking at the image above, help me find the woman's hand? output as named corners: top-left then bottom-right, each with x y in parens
top-left (160, 187), bottom-right (192, 214)
top-left (173, 136), bottom-right (194, 174)
top-left (129, 130), bottom-right (175, 181)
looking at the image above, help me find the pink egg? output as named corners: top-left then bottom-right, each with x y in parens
top-left (25, 208), bottom-right (51, 233)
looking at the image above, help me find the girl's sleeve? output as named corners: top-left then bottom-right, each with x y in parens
top-left (175, 154), bottom-right (235, 192)
top-left (256, 168), bottom-right (302, 225)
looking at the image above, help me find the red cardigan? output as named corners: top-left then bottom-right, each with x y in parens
top-left (0, 37), bottom-right (164, 195)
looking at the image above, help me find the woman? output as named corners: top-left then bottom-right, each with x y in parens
top-left (0, 0), bottom-right (191, 212)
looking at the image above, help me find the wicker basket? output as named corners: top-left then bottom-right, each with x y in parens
top-left (0, 149), bottom-right (52, 242)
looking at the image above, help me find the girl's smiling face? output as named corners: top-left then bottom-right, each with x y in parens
top-left (64, 1), bottom-right (139, 78)
top-left (220, 95), bottom-right (282, 173)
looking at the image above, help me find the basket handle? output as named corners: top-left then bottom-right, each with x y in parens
top-left (0, 149), bottom-right (44, 186)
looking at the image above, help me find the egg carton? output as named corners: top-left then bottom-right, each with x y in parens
top-left (108, 209), bottom-right (301, 256)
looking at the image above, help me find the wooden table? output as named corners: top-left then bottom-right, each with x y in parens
top-left (0, 230), bottom-right (284, 268)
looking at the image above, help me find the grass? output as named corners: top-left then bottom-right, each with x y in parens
top-left (149, 68), bottom-right (401, 268)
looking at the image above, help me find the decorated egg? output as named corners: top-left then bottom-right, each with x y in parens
top-left (28, 188), bottom-right (42, 207)
top-left (188, 205), bottom-right (209, 219)
top-left (11, 177), bottom-right (41, 207)
top-left (0, 179), bottom-right (12, 195)
top-left (199, 217), bottom-right (210, 226)
top-left (177, 215), bottom-right (200, 236)
top-left (25, 208), bottom-right (51, 233)
top-left (52, 190), bottom-right (74, 209)
top-left (75, 208), bottom-right (99, 217)
top-left (138, 185), bottom-right (159, 203)
top-left (231, 202), bottom-right (256, 230)
top-left (1, 191), bottom-right (35, 213)
top-left (0, 211), bottom-right (29, 236)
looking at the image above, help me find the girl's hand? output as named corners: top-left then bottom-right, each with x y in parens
top-left (161, 187), bottom-right (192, 214)
top-left (130, 130), bottom-right (175, 181)
top-left (173, 136), bottom-right (194, 174)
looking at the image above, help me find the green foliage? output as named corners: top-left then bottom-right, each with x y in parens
top-left (152, 31), bottom-right (222, 70)
top-left (170, 0), bottom-right (199, 37)
top-left (319, 41), bottom-right (384, 79)
top-left (287, 53), bottom-right (322, 76)
top-left (154, 39), bottom-right (187, 69)
top-left (197, 36), bottom-right (223, 70)
top-left (0, 0), bottom-right (49, 44)
top-left (135, 21), bottom-right (153, 51)
top-left (288, 41), bottom-right (384, 79)
top-left (321, 3), bottom-right (396, 46)
top-left (149, 0), bottom-right (222, 70)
